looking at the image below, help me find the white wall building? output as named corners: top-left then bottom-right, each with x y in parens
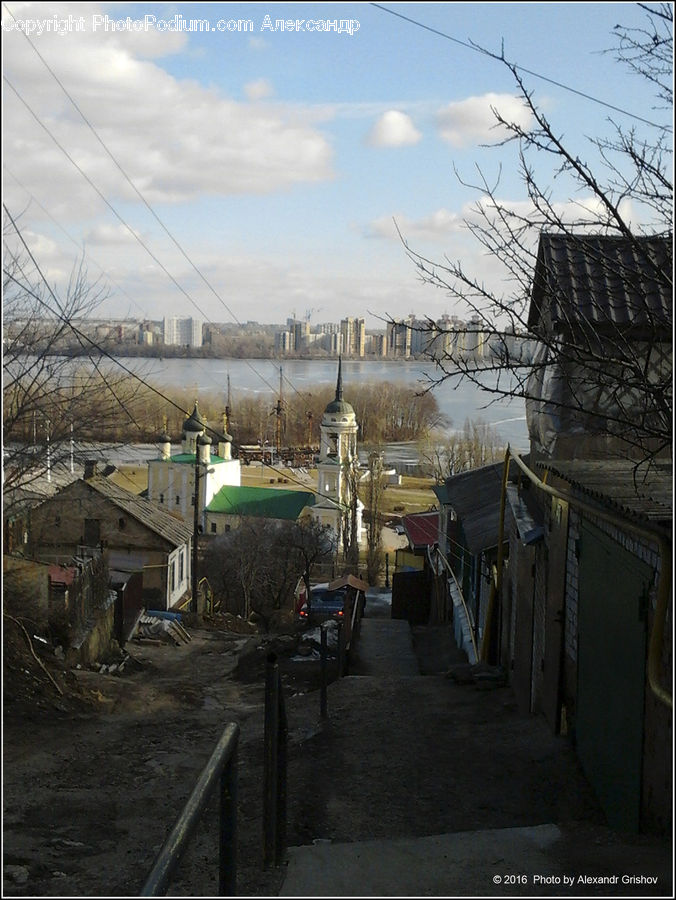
top-left (311, 360), bottom-right (364, 546)
top-left (163, 317), bottom-right (203, 348)
top-left (147, 402), bottom-right (240, 531)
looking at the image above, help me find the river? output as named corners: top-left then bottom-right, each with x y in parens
top-left (105, 356), bottom-right (530, 452)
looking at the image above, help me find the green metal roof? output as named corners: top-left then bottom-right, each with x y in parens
top-left (206, 485), bottom-right (315, 520)
top-left (151, 453), bottom-right (232, 465)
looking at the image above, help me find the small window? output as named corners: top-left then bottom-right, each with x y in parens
top-left (210, 522), bottom-right (217, 533)
top-left (176, 495), bottom-right (180, 505)
top-left (118, 518), bottom-right (126, 529)
top-left (159, 494), bottom-right (164, 504)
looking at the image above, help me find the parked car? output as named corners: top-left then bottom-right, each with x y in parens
top-left (299, 586), bottom-right (347, 623)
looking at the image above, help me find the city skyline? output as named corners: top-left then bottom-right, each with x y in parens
top-left (3, 2), bottom-right (664, 330)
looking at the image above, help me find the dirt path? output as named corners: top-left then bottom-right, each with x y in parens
top-left (3, 618), bottom-right (672, 897)
top-left (2, 625), bottom-right (321, 897)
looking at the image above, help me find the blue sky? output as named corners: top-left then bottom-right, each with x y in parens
top-left (3, 2), bottom-right (669, 328)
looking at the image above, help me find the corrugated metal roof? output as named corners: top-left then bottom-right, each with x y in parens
top-left (443, 462), bottom-right (514, 554)
top-left (539, 460), bottom-right (672, 526)
top-left (85, 476), bottom-right (193, 547)
top-left (207, 485), bottom-right (315, 520)
top-left (529, 233), bottom-right (672, 335)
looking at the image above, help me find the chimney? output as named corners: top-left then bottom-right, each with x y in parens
top-left (84, 460), bottom-right (98, 479)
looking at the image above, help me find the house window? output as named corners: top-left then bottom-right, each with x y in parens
top-left (83, 518), bottom-right (100, 545)
top-left (176, 495), bottom-right (180, 506)
top-left (118, 518), bottom-right (126, 530)
top-left (160, 494), bottom-right (164, 504)
top-left (211, 523), bottom-right (217, 533)
top-left (171, 561), bottom-right (176, 592)
top-left (179, 551), bottom-right (184, 583)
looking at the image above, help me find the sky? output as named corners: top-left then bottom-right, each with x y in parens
top-left (2, 1), bottom-right (671, 329)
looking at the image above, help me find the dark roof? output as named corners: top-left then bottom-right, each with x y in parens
top-left (84, 476), bottom-right (193, 547)
top-left (207, 485), bottom-right (315, 520)
top-left (539, 459), bottom-right (672, 528)
top-left (402, 511), bottom-right (439, 549)
top-left (443, 462), bottom-right (515, 555)
top-left (528, 233), bottom-right (672, 336)
top-left (183, 401), bottom-right (207, 433)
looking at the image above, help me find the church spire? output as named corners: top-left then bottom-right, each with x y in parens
top-left (335, 355), bottom-right (343, 402)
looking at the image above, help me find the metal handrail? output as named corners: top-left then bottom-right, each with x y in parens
top-left (263, 654), bottom-right (288, 868)
top-left (435, 549), bottom-right (479, 662)
top-left (141, 721), bottom-right (240, 896)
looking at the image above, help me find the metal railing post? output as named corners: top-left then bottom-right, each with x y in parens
top-left (337, 619), bottom-right (345, 677)
top-left (276, 684), bottom-right (288, 867)
top-left (320, 624), bottom-right (328, 718)
top-left (140, 722), bottom-right (240, 897)
top-left (263, 653), bottom-right (279, 868)
top-left (219, 746), bottom-right (238, 895)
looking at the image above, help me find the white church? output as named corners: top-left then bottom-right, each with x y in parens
top-left (146, 361), bottom-right (363, 546)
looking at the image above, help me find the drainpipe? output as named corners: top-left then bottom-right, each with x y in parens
top-left (483, 446), bottom-right (672, 709)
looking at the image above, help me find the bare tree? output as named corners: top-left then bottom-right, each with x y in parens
top-left (3, 212), bottom-right (143, 495)
top-left (341, 456), bottom-right (361, 570)
top-left (395, 5), bottom-right (672, 465)
top-left (362, 450), bottom-right (385, 585)
top-left (202, 517), bottom-right (335, 628)
top-left (419, 418), bottom-right (504, 483)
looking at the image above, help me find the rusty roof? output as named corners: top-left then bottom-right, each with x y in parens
top-left (539, 459), bottom-right (672, 527)
top-left (528, 233), bottom-right (672, 336)
top-left (402, 511), bottom-right (440, 549)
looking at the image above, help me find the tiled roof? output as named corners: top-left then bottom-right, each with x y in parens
top-left (539, 459), bottom-right (672, 527)
top-left (207, 485), bottom-right (315, 520)
top-left (85, 476), bottom-right (192, 547)
top-left (529, 233), bottom-right (672, 336)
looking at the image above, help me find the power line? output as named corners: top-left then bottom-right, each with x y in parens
top-left (2, 5), bottom-right (313, 404)
top-left (370, 2), bottom-right (668, 130)
top-left (4, 204), bottom-right (353, 511)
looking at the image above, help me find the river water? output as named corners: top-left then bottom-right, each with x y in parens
top-left (108, 356), bottom-right (530, 452)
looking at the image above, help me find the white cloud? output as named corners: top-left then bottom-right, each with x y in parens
top-left (244, 78), bottom-right (274, 101)
top-left (366, 209), bottom-right (462, 243)
top-left (367, 110), bottom-right (421, 147)
top-left (2, 3), bottom-right (334, 222)
top-left (436, 93), bottom-right (533, 147)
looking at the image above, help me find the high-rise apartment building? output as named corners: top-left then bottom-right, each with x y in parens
top-left (340, 317), bottom-right (365, 357)
top-left (163, 317), bottom-right (203, 348)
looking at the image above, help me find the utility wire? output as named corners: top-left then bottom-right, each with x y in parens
top-left (3, 73), bottom-right (283, 400)
top-left (4, 205), bottom-right (353, 510)
top-left (2, 3), bottom-right (313, 405)
top-left (370, 2), bottom-right (668, 130)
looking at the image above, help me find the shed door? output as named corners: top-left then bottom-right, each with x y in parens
top-left (576, 519), bottom-right (649, 833)
top-left (542, 498), bottom-right (568, 731)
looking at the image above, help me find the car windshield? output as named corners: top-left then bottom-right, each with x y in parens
top-left (311, 588), bottom-right (345, 606)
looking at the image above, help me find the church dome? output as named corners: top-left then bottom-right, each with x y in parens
top-left (183, 401), bottom-right (207, 433)
top-left (197, 433), bottom-right (212, 445)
